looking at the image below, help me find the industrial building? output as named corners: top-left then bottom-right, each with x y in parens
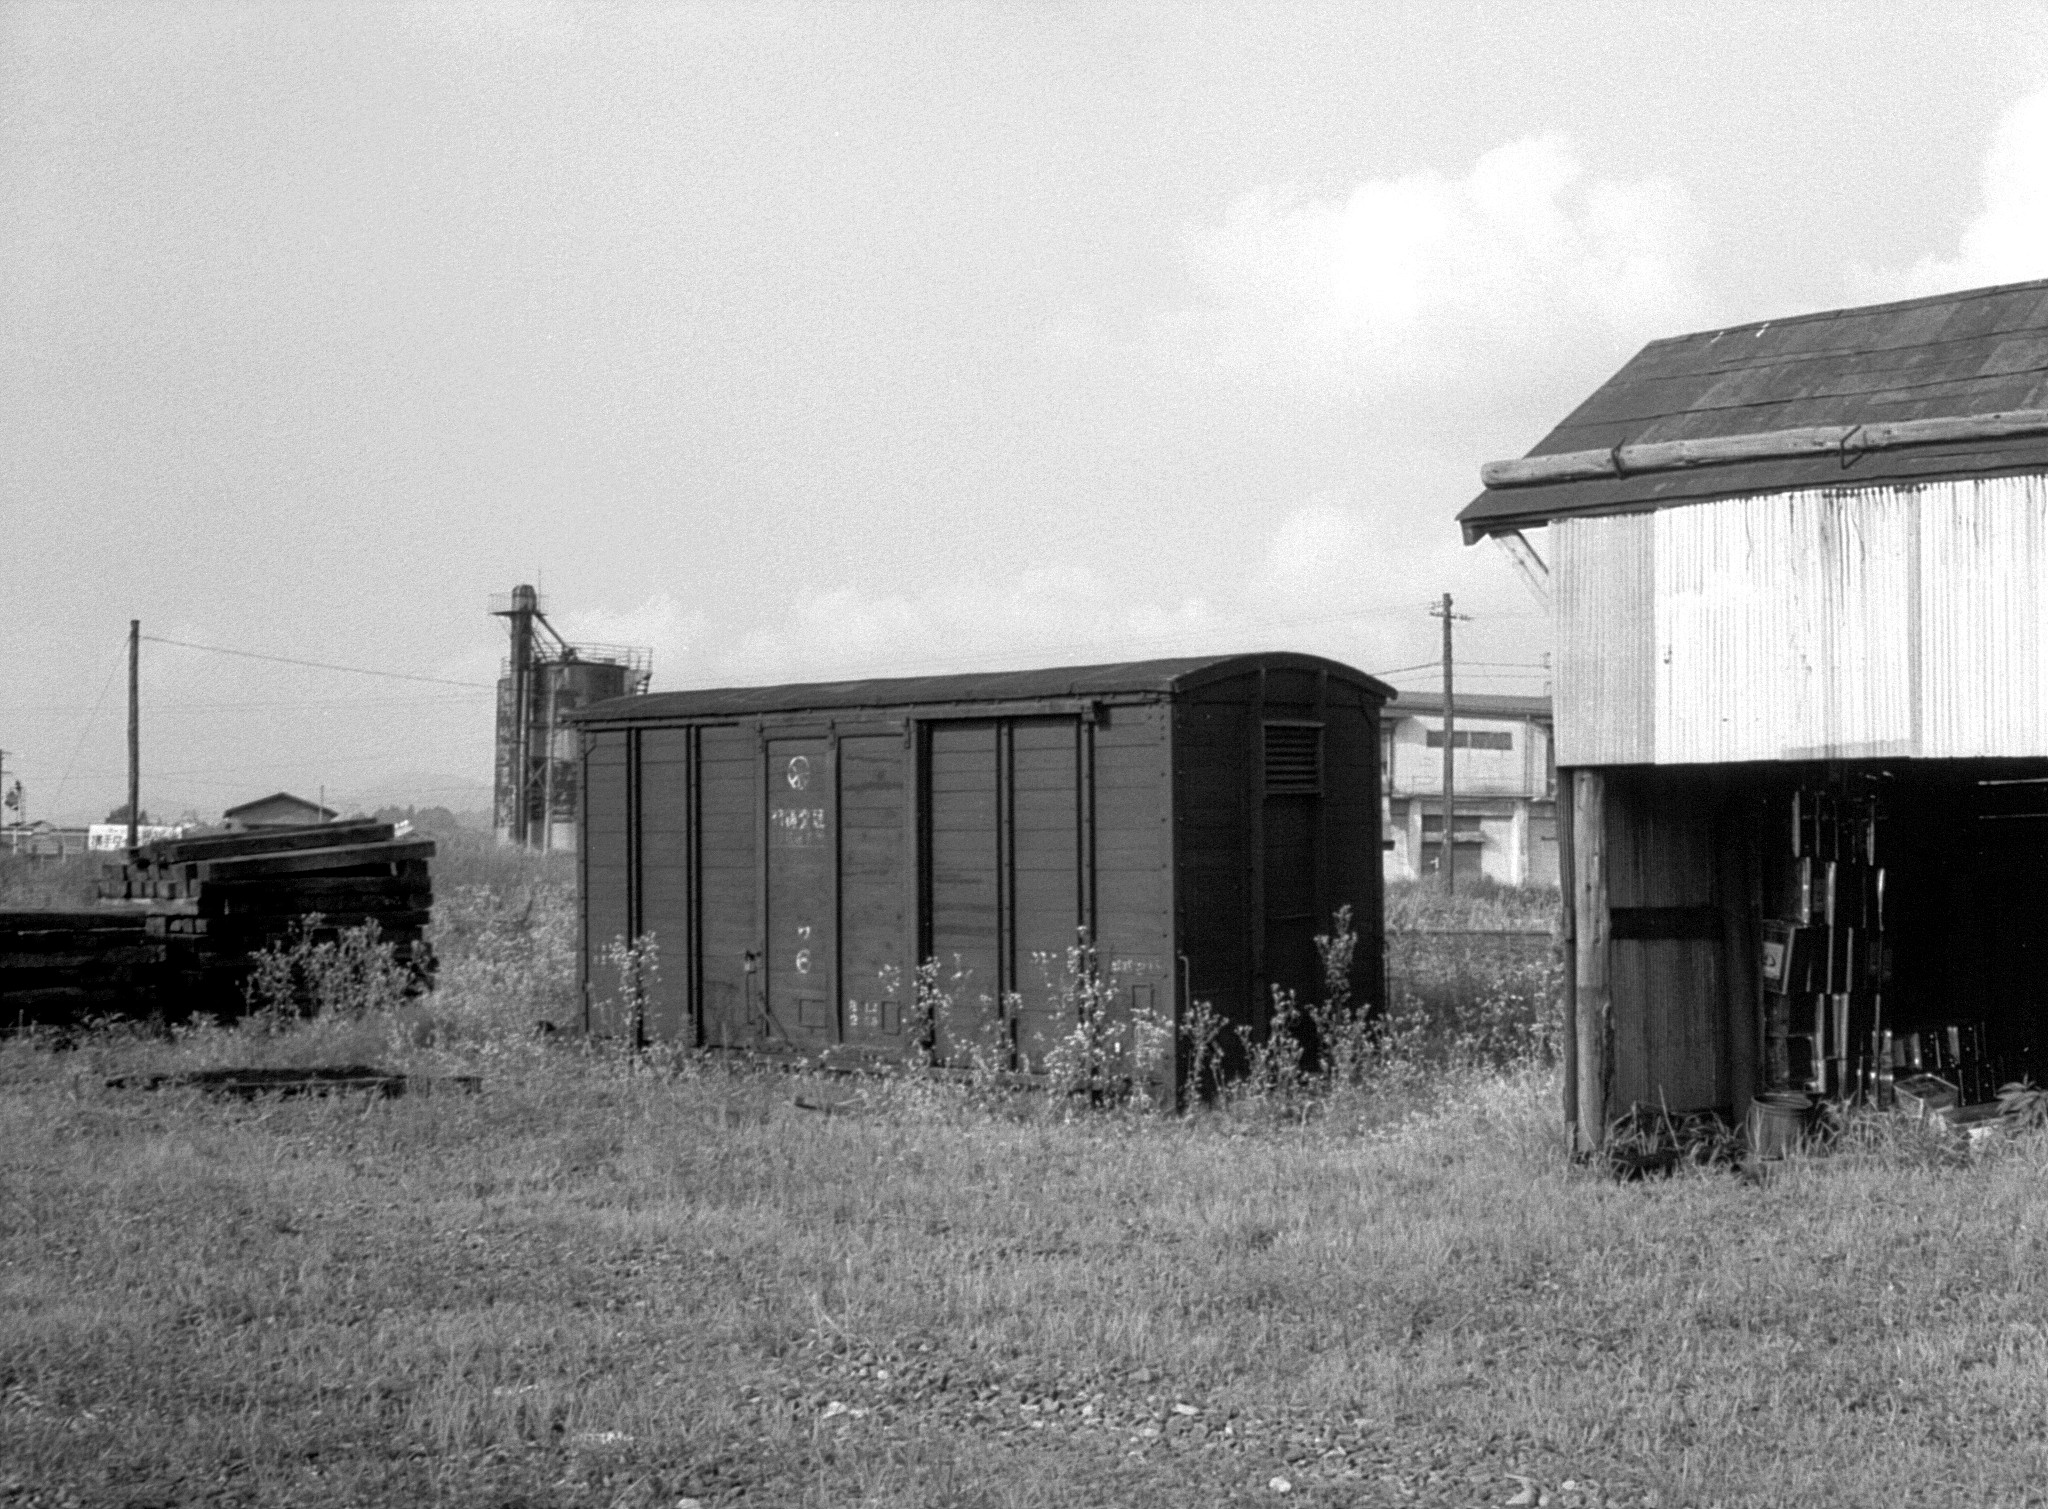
top-left (490, 585), bottom-right (651, 851)
top-left (1380, 691), bottom-right (1556, 887)
top-left (567, 653), bottom-right (1392, 1090)
top-left (1462, 277), bottom-right (2048, 1147)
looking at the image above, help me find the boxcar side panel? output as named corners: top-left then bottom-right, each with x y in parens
top-left (765, 737), bottom-right (837, 1054)
top-left (1092, 703), bottom-right (1174, 1051)
top-left (638, 727), bottom-right (693, 1042)
top-left (698, 724), bottom-right (760, 1048)
top-left (1010, 717), bottom-right (1083, 1070)
top-left (927, 721), bottom-right (1003, 1062)
top-left (584, 729), bottom-right (632, 1036)
top-left (839, 733), bottom-right (909, 1050)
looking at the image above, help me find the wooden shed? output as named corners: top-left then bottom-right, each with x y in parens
top-left (1462, 278), bottom-right (2048, 1147)
top-left (566, 653), bottom-right (1392, 1087)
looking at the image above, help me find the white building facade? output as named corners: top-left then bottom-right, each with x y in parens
top-left (1381, 691), bottom-right (1556, 887)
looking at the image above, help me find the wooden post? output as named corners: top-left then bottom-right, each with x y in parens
top-left (1716, 791), bottom-right (1761, 1118)
top-left (1556, 769), bottom-right (1578, 1145)
top-left (1440, 594), bottom-right (1456, 893)
top-left (1572, 769), bottom-right (1609, 1149)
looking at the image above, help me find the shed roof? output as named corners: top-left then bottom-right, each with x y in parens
top-left (1459, 278), bottom-right (2048, 541)
top-left (569, 652), bottom-right (1393, 724)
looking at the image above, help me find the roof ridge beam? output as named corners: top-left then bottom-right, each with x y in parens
top-left (1481, 409), bottom-right (2048, 490)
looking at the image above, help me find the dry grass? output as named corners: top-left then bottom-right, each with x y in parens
top-left (0, 852), bottom-right (104, 911)
top-left (8, 1031), bottom-right (2048, 1509)
top-left (8, 875), bottom-right (2048, 1507)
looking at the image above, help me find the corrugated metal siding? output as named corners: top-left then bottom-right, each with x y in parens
top-left (1554, 514), bottom-right (1655, 765)
top-left (1558, 474), bottom-right (2048, 764)
top-left (1654, 490), bottom-right (1917, 763)
top-left (1918, 480), bottom-right (2048, 756)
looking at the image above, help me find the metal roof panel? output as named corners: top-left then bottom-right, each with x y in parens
top-left (567, 652), bottom-right (1394, 723)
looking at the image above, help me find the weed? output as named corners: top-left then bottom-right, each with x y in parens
top-left (243, 915), bottom-right (414, 1023)
top-left (601, 931), bottom-right (661, 1045)
top-left (1035, 933), bottom-right (1170, 1109)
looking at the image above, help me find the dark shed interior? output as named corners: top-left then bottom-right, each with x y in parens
top-left (1567, 758), bottom-right (2048, 1143)
top-left (568, 654), bottom-right (1392, 1090)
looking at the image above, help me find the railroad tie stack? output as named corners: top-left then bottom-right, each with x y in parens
top-left (0, 911), bottom-right (163, 1028)
top-left (99, 820), bottom-right (436, 1016)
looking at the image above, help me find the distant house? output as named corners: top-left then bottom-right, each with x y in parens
top-left (3, 820), bottom-right (92, 858)
top-left (222, 792), bottom-right (337, 830)
top-left (1381, 691), bottom-right (1556, 887)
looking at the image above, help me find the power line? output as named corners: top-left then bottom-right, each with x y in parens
top-left (142, 635), bottom-right (495, 690)
top-left (45, 641), bottom-right (126, 817)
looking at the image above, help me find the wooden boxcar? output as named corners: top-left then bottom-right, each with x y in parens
top-left (567, 653), bottom-right (1392, 1087)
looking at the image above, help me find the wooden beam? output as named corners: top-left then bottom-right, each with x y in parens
top-left (1608, 905), bottom-right (1721, 940)
top-left (1556, 770), bottom-right (1578, 1147)
top-left (1572, 770), bottom-right (1609, 1150)
top-left (1480, 408), bottom-right (2048, 490)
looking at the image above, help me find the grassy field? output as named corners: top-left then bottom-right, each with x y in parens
top-left (7, 876), bottom-right (2048, 1508)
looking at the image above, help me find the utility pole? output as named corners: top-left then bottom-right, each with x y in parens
top-left (127, 619), bottom-right (140, 850)
top-left (1428, 594), bottom-right (1471, 893)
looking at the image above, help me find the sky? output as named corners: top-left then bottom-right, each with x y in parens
top-left (8, 1), bottom-right (2048, 823)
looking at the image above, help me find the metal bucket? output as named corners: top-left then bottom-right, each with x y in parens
top-left (1747, 1092), bottom-right (1812, 1158)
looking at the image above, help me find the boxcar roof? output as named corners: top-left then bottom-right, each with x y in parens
top-left (569, 652), bottom-right (1392, 724)
top-left (1459, 278), bottom-right (2048, 541)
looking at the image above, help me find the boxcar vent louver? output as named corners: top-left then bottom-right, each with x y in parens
top-left (1264, 724), bottom-right (1321, 794)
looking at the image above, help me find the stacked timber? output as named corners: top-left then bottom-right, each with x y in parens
top-left (0, 911), bottom-right (163, 1028)
top-left (99, 820), bottom-right (436, 1016)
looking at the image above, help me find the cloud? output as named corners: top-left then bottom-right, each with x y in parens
top-left (1155, 135), bottom-right (1709, 404)
top-left (1878, 86), bottom-right (2048, 297)
top-left (606, 496), bottom-right (1502, 696)
top-left (692, 568), bottom-right (1227, 687)
top-left (550, 592), bottom-right (707, 686)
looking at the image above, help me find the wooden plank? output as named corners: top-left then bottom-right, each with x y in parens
top-left (638, 726), bottom-right (692, 1043)
top-left (136, 820), bottom-right (394, 865)
top-left (1009, 720), bottom-right (1080, 1072)
top-left (1573, 770), bottom-right (1609, 1149)
top-left (1609, 906), bottom-right (1722, 940)
top-left (764, 736), bottom-right (836, 1053)
top-left (1716, 798), bottom-right (1761, 1118)
top-left (926, 722), bottom-right (1001, 1065)
top-left (696, 725), bottom-right (757, 1046)
top-left (192, 840), bottom-right (435, 881)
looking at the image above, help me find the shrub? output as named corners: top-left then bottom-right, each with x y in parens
top-left (243, 916), bottom-right (414, 1022)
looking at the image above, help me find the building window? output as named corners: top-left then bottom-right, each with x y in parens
top-left (1264, 723), bottom-right (1322, 794)
top-left (1425, 729), bottom-right (1513, 751)
top-left (1420, 814), bottom-right (1485, 836)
